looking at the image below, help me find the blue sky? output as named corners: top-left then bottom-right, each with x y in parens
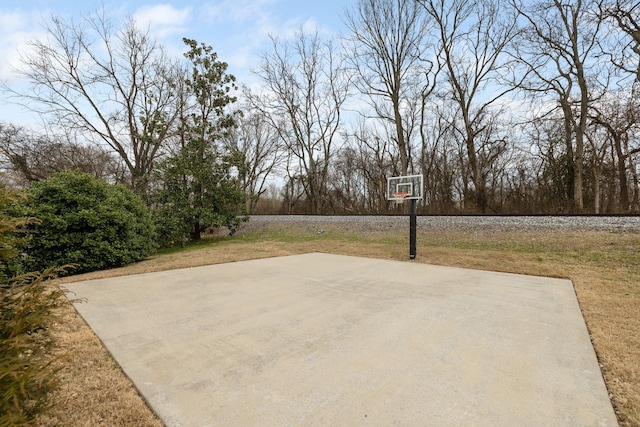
top-left (1, 0), bottom-right (349, 125)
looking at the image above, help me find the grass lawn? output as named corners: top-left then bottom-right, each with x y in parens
top-left (38, 224), bottom-right (640, 426)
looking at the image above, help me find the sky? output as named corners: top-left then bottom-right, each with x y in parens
top-left (0, 0), bottom-right (350, 126)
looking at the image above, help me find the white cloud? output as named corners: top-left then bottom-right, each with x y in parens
top-left (266, 17), bottom-right (327, 41)
top-left (202, 0), bottom-right (275, 24)
top-left (0, 11), bottom-right (46, 83)
top-left (191, 0), bottom-right (276, 79)
top-left (0, 10), bottom-right (28, 33)
top-left (0, 11), bottom-right (44, 125)
top-left (132, 4), bottom-right (191, 38)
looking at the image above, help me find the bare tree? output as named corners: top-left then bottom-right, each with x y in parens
top-left (344, 0), bottom-right (439, 176)
top-left (328, 145), bottom-right (366, 213)
top-left (511, 0), bottom-right (604, 212)
top-left (254, 30), bottom-right (350, 214)
top-left (419, 104), bottom-right (458, 211)
top-left (527, 114), bottom-right (576, 211)
top-left (227, 93), bottom-right (284, 214)
top-left (584, 121), bottom-right (611, 213)
top-left (0, 123), bottom-right (123, 187)
top-left (589, 89), bottom-right (640, 211)
top-left (3, 11), bottom-right (181, 194)
top-left (419, 0), bottom-right (519, 212)
top-left (600, 0), bottom-right (640, 82)
top-left (595, 1), bottom-right (640, 212)
top-left (339, 120), bottom-right (398, 212)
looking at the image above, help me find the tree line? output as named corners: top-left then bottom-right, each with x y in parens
top-left (2, 0), bottom-right (639, 218)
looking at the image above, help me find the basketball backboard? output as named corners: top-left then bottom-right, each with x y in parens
top-left (387, 174), bottom-right (424, 201)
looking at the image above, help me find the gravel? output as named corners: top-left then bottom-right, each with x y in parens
top-left (238, 215), bottom-right (640, 234)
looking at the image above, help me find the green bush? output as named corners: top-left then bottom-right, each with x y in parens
top-left (0, 186), bottom-right (31, 281)
top-left (24, 171), bottom-right (156, 274)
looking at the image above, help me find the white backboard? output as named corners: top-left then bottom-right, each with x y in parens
top-left (387, 174), bottom-right (424, 200)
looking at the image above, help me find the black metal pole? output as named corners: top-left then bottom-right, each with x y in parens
top-left (409, 199), bottom-right (417, 259)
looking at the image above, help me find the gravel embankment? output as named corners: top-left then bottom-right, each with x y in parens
top-left (238, 215), bottom-right (640, 234)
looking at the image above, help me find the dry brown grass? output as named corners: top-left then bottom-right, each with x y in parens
top-left (35, 302), bottom-right (164, 427)
top-left (37, 225), bottom-right (640, 426)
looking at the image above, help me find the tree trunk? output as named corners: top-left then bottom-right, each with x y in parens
top-left (394, 97), bottom-right (409, 176)
top-left (627, 149), bottom-right (640, 211)
top-left (573, 133), bottom-right (584, 212)
top-left (561, 101), bottom-right (575, 211)
top-left (465, 128), bottom-right (488, 213)
top-left (574, 88), bottom-right (588, 212)
top-left (191, 220), bottom-right (201, 240)
top-left (614, 134), bottom-right (630, 212)
top-left (593, 164), bottom-right (601, 214)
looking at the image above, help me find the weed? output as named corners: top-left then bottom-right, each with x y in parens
top-left (1, 269), bottom-right (69, 426)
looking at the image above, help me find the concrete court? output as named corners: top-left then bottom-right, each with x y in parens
top-left (65, 252), bottom-right (617, 427)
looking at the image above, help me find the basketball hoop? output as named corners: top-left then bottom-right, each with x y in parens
top-left (392, 191), bottom-right (408, 199)
top-left (387, 174), bottom-right (423, 259)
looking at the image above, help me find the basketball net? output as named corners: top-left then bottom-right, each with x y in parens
top-left (392, 192), bottom-right (408, 204)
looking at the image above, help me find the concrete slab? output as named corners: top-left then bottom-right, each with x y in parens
top-left (65, 253), bottom-right (617, 426)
